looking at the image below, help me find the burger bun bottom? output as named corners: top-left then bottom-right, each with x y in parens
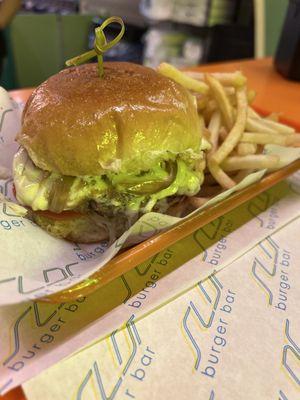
top-left (32, 212), bottom-right (109, 243)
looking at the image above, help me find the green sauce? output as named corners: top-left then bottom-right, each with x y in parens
top-left (14, 148), bottom-right (204, 213)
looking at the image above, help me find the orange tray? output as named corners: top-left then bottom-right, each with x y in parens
top-left (2, 156), bottom-right (300, 400)
top-left (3, 57), bottom-right (300, 400)
top-left (45, 159), bottom-right (299, 302)
top-left (9, 85), bottom-right (300, 304)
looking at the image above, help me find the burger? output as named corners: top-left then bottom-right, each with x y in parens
top-left (13, 62), bottom-right (205, 243)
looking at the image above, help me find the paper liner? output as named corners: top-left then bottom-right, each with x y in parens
top-left (23, 217), bottom-right (300, 400)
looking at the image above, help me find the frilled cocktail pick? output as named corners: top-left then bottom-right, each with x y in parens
top-left (65, 16), bottom-right (125, 78)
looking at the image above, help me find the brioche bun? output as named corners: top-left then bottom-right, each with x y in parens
top-left (18, 62), bottom-right (201, 176)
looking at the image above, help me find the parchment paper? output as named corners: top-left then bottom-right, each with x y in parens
top-left (23, 216), bottom-right (300, 400)
top-left (0, 171), bottom-right (299, 394)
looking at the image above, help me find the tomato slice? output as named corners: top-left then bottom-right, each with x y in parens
top-left (35, 210), bottom-right (83, 221)
top-left (12, 184), bottom-right (17, 199)
top-left (13, 184), bottom-right (81, 220)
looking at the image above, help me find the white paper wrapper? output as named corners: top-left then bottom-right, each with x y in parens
top-left (1, 88), bottom-right (300, 305)
top-left (22, 216), bottom-right (300, 400)
top-left (0, 171), bottom-right (299, 394)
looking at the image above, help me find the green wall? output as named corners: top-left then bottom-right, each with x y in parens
top-left (5, 13), bottom-right (94, 88)
top-left (11, 14), bottom-right (60, 87)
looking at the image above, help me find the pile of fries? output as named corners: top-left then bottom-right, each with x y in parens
top-left (157, 63), bottom-right (300, 212)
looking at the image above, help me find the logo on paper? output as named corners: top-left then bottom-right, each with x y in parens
top-left (182, 275), bottom-right (222, 371)
top-left (181, 274), bottom-right (236, 380)
top-left (2, 298), bottom-right (87, 373)
top-left (0, 107), bottom-right (13, 142)
top-left (279, 390), bottom-right (288, 400)
top-left (0, 179), bottom-right (17, 216)
top-left (281, 319), bottom-right (300, 386)
top-left (75, 315), bottom-right (154, 400)
top-left (193, 217), bottom-right (233, 264)
top-left (246, 190), bottom-right (282, 230)
top-left (251, 237), bottom-right (291, 312)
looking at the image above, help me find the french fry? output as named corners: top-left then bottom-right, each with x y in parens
top-left (208, 110), bottom-right (221, 153)
top-left (241, 132), bottom-right (285, 145)
top-left (240, 132), bottom-right (300, 146)
top-left (246, 116), bottom-right (295, 135)
top-left (290, 137), bottom-right (300, 147)
top-left (203, 127), bottom-right (211, 141)
top-left (157, 63), bottom-right (209, 94)
top-left (247, 89), bottom-right (256, 104)
top-left (160, 66), bottom-right (300, 207)
top-left (205, 74), bottom-right (234, 130)
top-left (202, 107), bottom-right (217, 126)
top-left (228, 90), bottom-right (253, 107)
top-left (211, 85), bottom-right (248, 164)
top-left (197, 96), bottom-right (209, 110)
top-left (259, 118), bottom-right (295, 135)
top-left (219, 126), bottom-right (228, 141)
top-left (227, 93), bottom-right (236, 106)
top-left (246, 117), bottom-right (277, 134)
top-left (185, 71), bottom-right (247, 87)
top-left (265, 112), bottom-right (280, 122)
top-left (248, 107), bottom-right (260, 119)
top-left (221, 154), bottom-right (280, 171)
top-left (248, 108), bottom-right (279, 121)
top-left (206, 99), bottom-right (218, 113)
top-left (237, 142), bottom-right (257, 156)
top-left (208, 158), bottom-right (236, 189)
top-left (224, 87), bottom-right (235, 95)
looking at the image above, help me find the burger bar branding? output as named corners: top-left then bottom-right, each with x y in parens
top-left (193, 216), bottom-right (234, 267)
top-left (0, 204), bottom-right (180, 303)
top-left (3, 299), bottom-right (86, 373)
top-left (73, 241), bottom-right (108, 261)
top-left (0, 179), bottom-right (28, 231)
top-left (0, 106), bottom-right (14, 145)
top-left (181, 275), bottom-right (236, 380)
top-left (251, 237), bottom-right (292, 312)
top-left (0, 298), bottom-right (86, 394)
top-left (247, 191), bottom-right (282, 231)
top-left (73, 316), bottom-right (157, 400)
top-left (281, 319), bottom-right (300, 390)
top-left (247, 190), bottom-right (277, 229)
top-left (125, 249), bottom-right (174, 310)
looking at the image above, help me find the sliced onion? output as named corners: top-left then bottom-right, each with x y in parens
top-left (124, 162), bottom-right (177, 195)
top-left (48, 176), bottom-right (74, 213)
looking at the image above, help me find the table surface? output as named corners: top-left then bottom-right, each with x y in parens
top-left (2, 57), bottom-right (300, 400)
top-left (9, 57), bottom-right (300, 124)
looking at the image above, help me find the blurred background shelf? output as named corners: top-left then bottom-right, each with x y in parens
top-left (0, 0), bottom-right (289, 89)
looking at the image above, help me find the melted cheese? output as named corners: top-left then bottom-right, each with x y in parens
top-left (13, 148), bottom-right (204, 213)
